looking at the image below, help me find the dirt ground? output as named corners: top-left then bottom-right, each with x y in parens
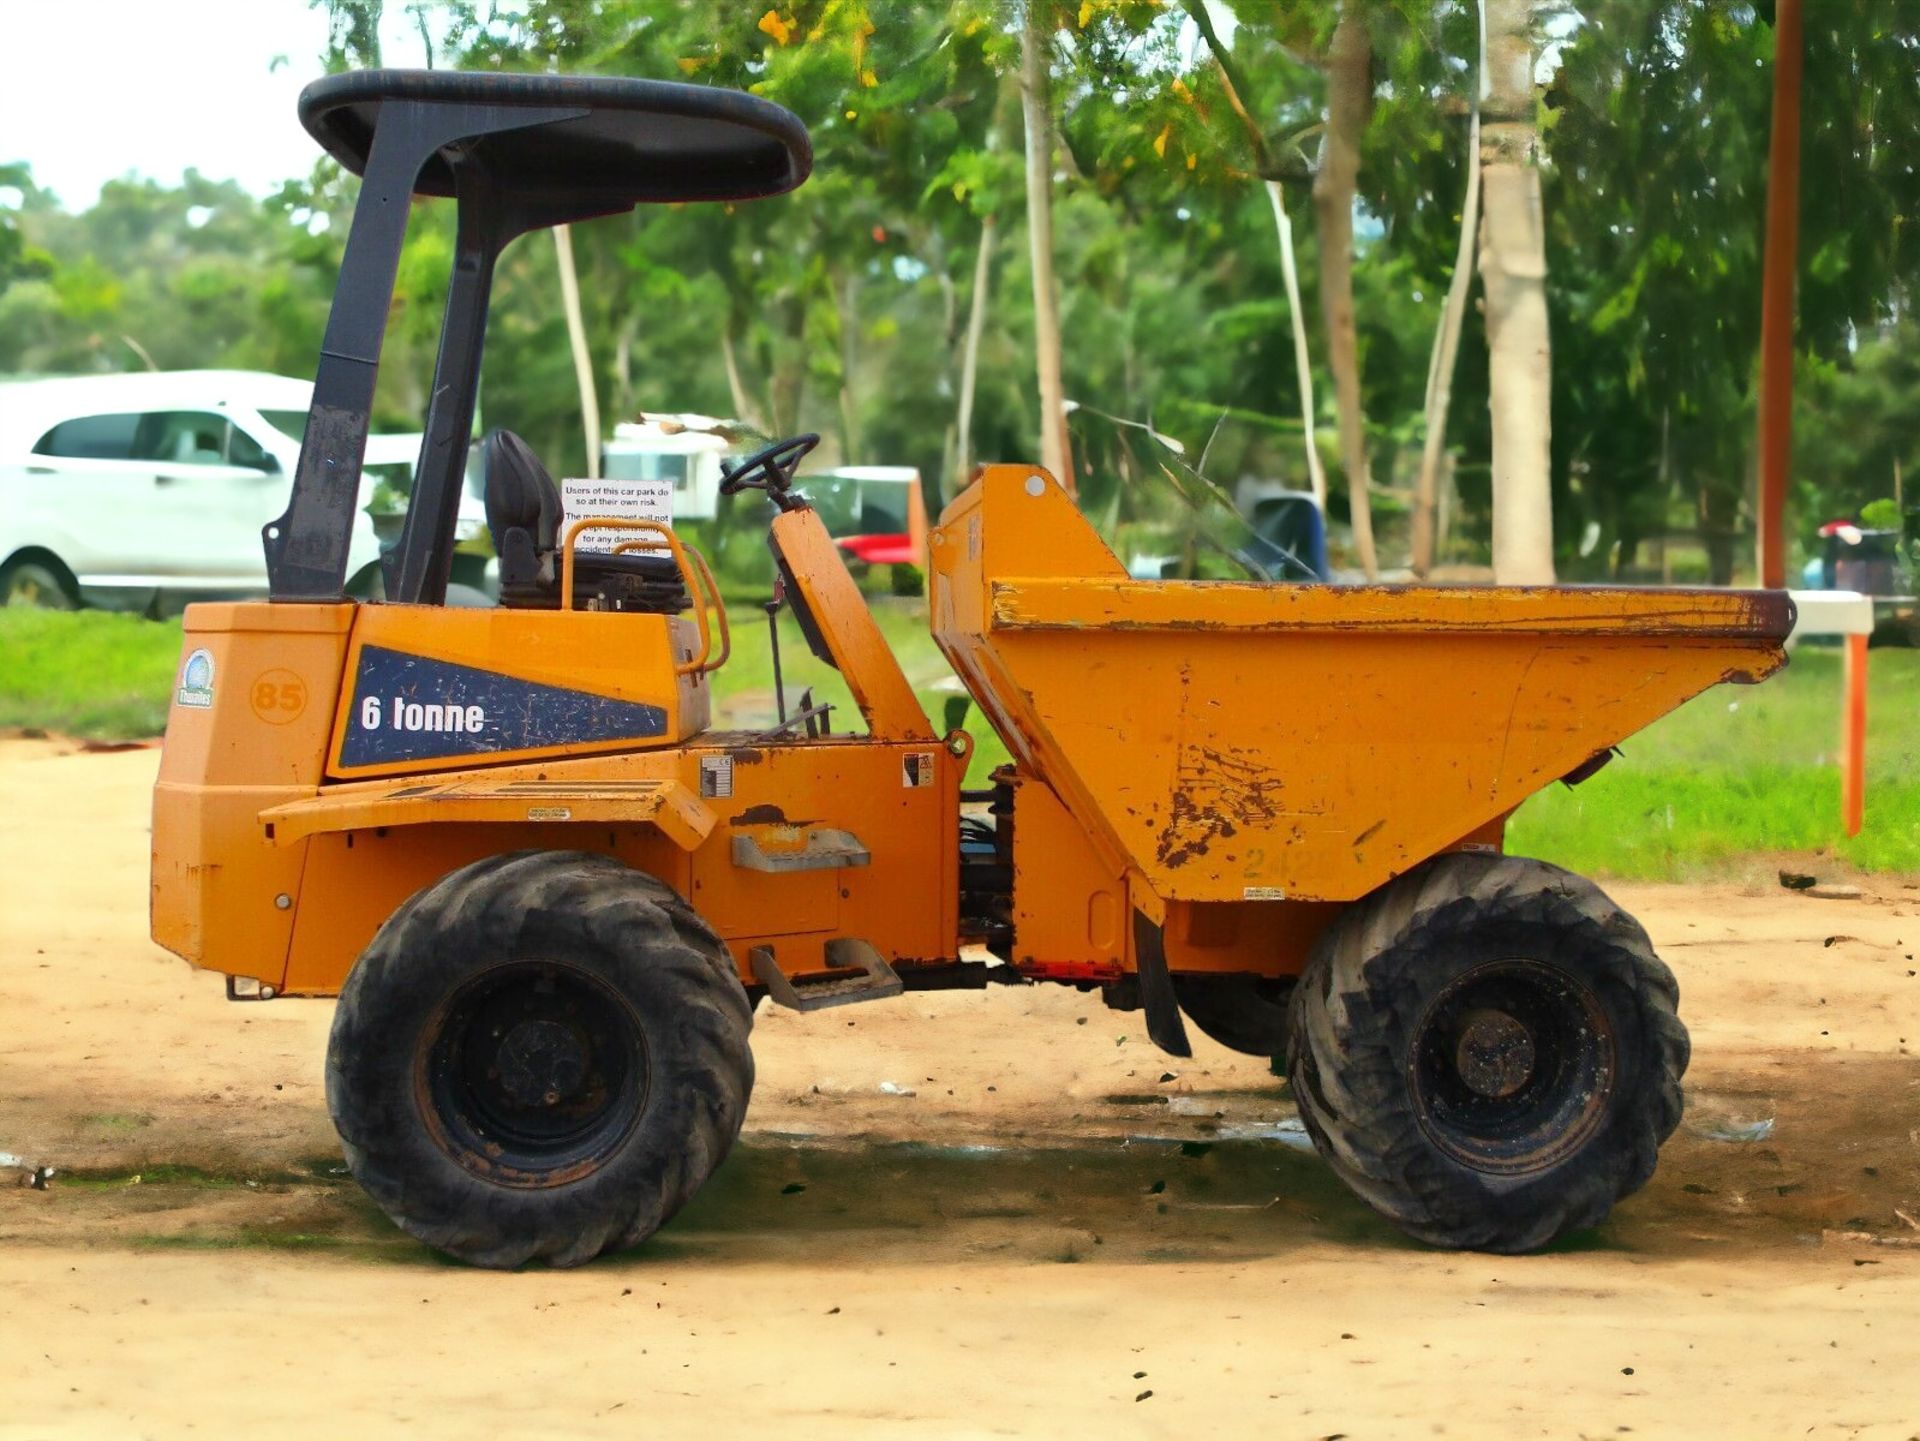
top-left (1, 737), bottom-right (1917, 1440)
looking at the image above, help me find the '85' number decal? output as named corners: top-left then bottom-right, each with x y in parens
top-left (249, 669), bottom-right (308, 725)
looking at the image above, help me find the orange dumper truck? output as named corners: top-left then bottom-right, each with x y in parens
top-left (151, 69), bottom-right (1792, 1267)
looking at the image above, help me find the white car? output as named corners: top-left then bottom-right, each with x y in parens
top-left (0, 370), bottom-right (489, 610)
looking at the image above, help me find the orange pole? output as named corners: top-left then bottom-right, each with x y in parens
top-left (1755, 0), bottom-right (1804, 590)
top-left (1842, 632), bottom-right (1867, 837)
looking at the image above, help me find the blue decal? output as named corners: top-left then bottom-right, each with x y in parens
top-left (339, 645), bottom-right (668, 767)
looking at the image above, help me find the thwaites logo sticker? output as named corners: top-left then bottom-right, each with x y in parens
top-left (338, 645), bottom-right (668, 768)
top-left (902, 752), bottom-right (936, 788)
top-left (176, 648), bottom-right (215, 709)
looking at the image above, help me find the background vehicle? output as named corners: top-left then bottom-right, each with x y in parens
top-left (1235, 478), bottom-right (1330, 580)
top-left (602, 418), bottom-right (731, 521)
top-left (0, 370), bottom-right (487, 610)
top-left (152, 69), bottom-right (1794, 1271)
top-left (1798, 508), bottom-right (1918, 646)
top-left (805, 465), bottom-right (929, 576)
top-left (606, 422), bottom-right (929, 583)
top-left (361, 433), bottom-right (496, 604)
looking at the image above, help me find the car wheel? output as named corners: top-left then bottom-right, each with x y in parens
top-left (2, 558), bottom-right (78, 610)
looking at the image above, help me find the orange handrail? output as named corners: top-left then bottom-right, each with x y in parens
top-left (558, 517), bottom-right (728, 677)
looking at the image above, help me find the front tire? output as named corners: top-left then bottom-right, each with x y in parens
top-left (327, 850), bottom-right (753, 1268)
top-left (2, 557), bottom-right (77, 609)
top-left (1287, 853), bottom-right (1687, 1253)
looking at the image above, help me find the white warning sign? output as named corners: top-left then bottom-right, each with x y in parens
top-left (561, 476), bottom-right (674, 553)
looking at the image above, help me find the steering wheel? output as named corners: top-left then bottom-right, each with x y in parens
top-left (719, 433), bottom-right (820, 512)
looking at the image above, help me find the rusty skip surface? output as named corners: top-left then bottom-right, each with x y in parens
top-left (990, 578), bottom-right (1797, 640)
top-left (1158, 741), bottom-right (1318, 871)
top-left (930, 466), bottom-right (1797, 903)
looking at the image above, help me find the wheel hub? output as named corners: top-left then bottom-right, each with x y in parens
top-left (1409, 959), bottom-right (1615, 1175)
top-left (1454, 1007), bottom-right (1536, 1099)
top-left (495, 1018), bottom-right (591, 1107)
top-left (419, 962), bottom-right (648, 1186)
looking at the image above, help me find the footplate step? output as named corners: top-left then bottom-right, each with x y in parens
top-left (750, 938), bottom-right (903, 1012)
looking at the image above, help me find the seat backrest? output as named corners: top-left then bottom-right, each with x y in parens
top-left (483, 428), bottom-right (562, 553)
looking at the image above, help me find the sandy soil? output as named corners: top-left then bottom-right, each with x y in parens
top-left (1, 736), bottom-right (1917, 1439)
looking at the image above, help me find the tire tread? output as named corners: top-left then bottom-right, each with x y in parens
top-left (1287, 852), bottom-right (1687, 1253)
top-left (327, 849), bottom-right (752, 1269)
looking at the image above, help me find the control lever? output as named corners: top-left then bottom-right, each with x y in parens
top-left (764, 575), bottom-right (787, 726)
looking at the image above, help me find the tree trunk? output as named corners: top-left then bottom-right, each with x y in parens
top-left (719, 324), bottom-right (765, 431)
top-left (1263, 181), bottom-right (1326, 512)
top-left (835, 268), bottom-right (861, 464)
top-left (1479, 0), bottom-right (1554, 583)
top-left (1657, 404), bottom-right (1674, 583)
top-left (554, 223), bottom-right (600, 480)
top-left (1021, 0), bottom-right (1074, 493)
top-left (1614, 528), bottom-right (1640, 580)
top-left (953, 212), bottom-right (996, 496)
top-left (767, 292), bottom-right (809, 437)
top-left (1412, 20), bottom-right (1485, 578)
top-left (1312, 6), bottom-right (1377, 578)
top-left (612, 311), bottom-right (640, 420)
top-left (1182, 2), bottom-right (1326, 513)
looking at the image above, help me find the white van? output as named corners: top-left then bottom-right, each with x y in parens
top-left (0, 370), bottom-right (486, 609)
top-left (602, 418), bottom-right (732, 521)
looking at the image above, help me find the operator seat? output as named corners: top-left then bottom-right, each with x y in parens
top-left (483, 428), bottom-right (690, 612)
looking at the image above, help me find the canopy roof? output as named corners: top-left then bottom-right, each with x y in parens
top-left (298, 69), bottom-right (812, 207)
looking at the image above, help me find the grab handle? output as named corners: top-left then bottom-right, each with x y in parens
top-left (559, 517), bottom-right (728, 677)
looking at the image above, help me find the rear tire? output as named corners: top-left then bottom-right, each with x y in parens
top-left (1287, 853), bottom-right (1687, 1253)
top-left (326, 850), bottom-right (752, 1268)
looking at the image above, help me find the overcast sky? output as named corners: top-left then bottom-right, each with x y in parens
top-left (0, 0), bottom-right (439, 209)
top-left (2, 1), bottom-right (1535, 215)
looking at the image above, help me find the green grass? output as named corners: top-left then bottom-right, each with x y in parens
top-left (1508, 646), bottom-right (1920, 879)
top-left (80, 1112), bottom-right (155, 1135)
top-left (4, 606), bottom-right (1915, 877)
top-left (0, 608), bottom-right (184, 739)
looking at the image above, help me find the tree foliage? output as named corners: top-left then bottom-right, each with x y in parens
top-left (5, 0), bottom-right (1918, 579)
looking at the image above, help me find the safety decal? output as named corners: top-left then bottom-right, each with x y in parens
top-left (902, 752), bottom-right (936, 788)
top-left (338, 645), bottom-right (668, 767)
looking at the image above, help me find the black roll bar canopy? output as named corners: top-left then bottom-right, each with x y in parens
top-left (263, 69), bottom-right (812, 604)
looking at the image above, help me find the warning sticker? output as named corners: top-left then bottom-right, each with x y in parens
top-left (561, 476), bottom-right (674, 552)
top-left (902, 752), bottom-right (936, 788)
top-left (1242, 886), bottom-right (1287, 901)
